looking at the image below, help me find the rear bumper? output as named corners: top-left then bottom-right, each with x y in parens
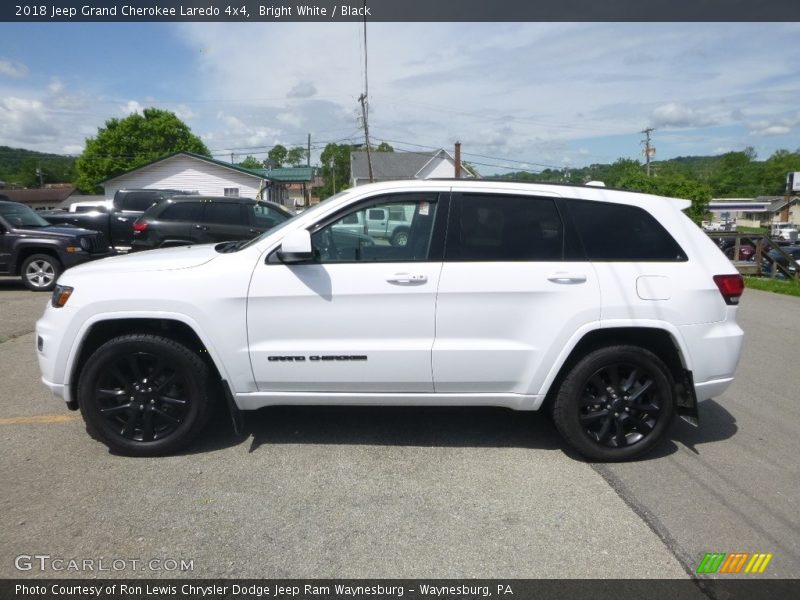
top-left (679, 317), bottom-right (744, 402)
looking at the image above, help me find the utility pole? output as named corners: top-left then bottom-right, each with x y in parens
top-left (307, 133), bottom-right (311, 167)
top-left (641, 128), bottom-right (655, 176)
top-left (230, 152), bottom-right (235, 165)
top-left (359, 9), bottom-right (374, 183)
top-left (359, 94), bottom-right (374, 183)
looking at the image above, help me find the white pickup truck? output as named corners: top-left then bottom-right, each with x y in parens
top-left (332, 202), bottom-right (415, 246)
top-left (770, 223), bottom-right (799, 242)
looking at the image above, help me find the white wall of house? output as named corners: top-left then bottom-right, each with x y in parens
top-left (417, 157), bottom-right (458, 179)
top-left (103, 154), bottom-right (265, 200)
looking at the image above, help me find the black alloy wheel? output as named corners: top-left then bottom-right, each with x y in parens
top-left (78, 334), bottom-right (212, 456)
top-left (552, 345), bottom-right (675, 462)
top-left (579, 363), bottom-right (662, 448)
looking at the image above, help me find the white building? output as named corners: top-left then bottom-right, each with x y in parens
top-left (101, 152), bottom-right (275, 203)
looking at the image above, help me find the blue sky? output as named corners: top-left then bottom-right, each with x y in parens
top-left (1, 22), bottom-right (799, 174)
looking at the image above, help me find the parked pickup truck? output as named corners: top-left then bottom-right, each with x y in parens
top-left (332, 202), bottom-right (415, 246)
top-left (0, 200), bottom-right (112, 291)
top-left (41, 189), bottom-right (193, 250)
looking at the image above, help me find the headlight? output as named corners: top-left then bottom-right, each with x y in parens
top-left (51, 285), bottom-right (74, 308)
top-left (79, 236), bottom-right (91, 251)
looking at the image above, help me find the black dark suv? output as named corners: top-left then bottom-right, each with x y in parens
top-left (0, 200), bottom-right (112, 291)
top-left (131, 196), bottom-right (293, 251)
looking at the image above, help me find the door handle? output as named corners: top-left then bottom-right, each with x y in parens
top-left (194, 225), bottom-right (208, 230)
top-left (386, 273), bottom-right (428, 285)
top-left (116, 217), bottom-right (129, 221)
top-left (547, 273), bottom-right (587, 284)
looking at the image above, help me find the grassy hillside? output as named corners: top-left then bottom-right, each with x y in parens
top-left (490, 148), bottom-right (800, 198)
top-left (0, 146), bottom-right (76, 188)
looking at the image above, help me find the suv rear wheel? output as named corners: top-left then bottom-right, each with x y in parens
top-left (552, 345), bottom-right (675, 462)
top-left (77, 334), bottom-right (212, 456)
top-left (21, 253), bottom-right (62, 292)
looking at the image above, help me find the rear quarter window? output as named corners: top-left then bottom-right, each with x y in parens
top-left (567, 199), bottom-right (687, 261)
top-left (159, 202), bottom-right (202, 222)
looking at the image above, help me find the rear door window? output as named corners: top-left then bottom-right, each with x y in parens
top-left (202, 202), bottom-right (242, 226)
top-left (446, 194), bottom-right (564, 261)
top-left (159, 202), bottom-right (202, 222)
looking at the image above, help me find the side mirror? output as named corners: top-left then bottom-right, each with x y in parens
top-left (277, 229), bottom-right (313, 263)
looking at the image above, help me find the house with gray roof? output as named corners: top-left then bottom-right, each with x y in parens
top-left (350, 149), bottom-right (478, 187)
top-left (99, 152), bottom-right (322, 208)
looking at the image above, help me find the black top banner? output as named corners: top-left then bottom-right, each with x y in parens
top-left (2, 0), bottom-right (799, 22)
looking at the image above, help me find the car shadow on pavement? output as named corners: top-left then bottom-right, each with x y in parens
top-left (184, 398), bottom-right (738, 461)
top-left (629, 399), bottom-right (739, 461)
top-left (185, 405), bottom-right (567, 455)
top-left (0, 277), bottom-right (28, 291)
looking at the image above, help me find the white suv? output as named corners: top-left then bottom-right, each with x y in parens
top-left (36, 180), bottom-right (745, 461)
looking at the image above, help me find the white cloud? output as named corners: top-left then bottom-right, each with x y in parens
top-left (651, 103), bottom-right (715, 128)
top-left (122, 100), bottom-right (144, 115)
top-left (0, 59), bottom-right (28, 78)
top-left (0, 97), bottom-right (59, 142)
top-left (287, 81), bottom-right (317, 99)
top-left (173, 104), bottom-right (197, 121)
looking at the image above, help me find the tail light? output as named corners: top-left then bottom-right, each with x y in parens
top-left (713, 274), bottom-right (744, 305)
top-left (132, 219), bottom-right (149, 234)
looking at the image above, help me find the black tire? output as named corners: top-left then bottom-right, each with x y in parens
top-left (21, 253), bottom-right (62, 292)
top-left (77, 334), bottom-right (212, 456)
top-left (390, 228), bottom-right (410, 247)
top-left (552, 345), bottom-right (675, 462)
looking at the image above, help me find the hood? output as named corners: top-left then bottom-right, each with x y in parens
top-left (15, 225), bottom-right (100, 238)
top-left (65, 244), bottom-right (219, 277)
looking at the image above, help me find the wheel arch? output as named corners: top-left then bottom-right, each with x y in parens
top-left (14, 246), bottom-right (62, 275)
top-left (66, 316), bottom-right (227, 410)
top-left (540, 325), bottom-right (692, 413)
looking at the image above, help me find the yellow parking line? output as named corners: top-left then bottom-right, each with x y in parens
top-left (0, 414), bottom-right (80, 425)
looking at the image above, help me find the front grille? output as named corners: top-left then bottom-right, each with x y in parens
top-left (80, 233), bottom-right (110, 254)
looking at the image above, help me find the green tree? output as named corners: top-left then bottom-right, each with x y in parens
top-left (266, 144), bottom-right (288, 168)
top-left (75, 108), bottom-right (208, 193)
top-left (375, 142), bottom-right (394, 152)
top-left (617, 170), bottom-right (711, 224)
top-left (708, 149), bottom-right (761, 197)
top-left (603, 158), bottom-right (643, 187)
top-left (761, 149), bottom-right (800, 195)
top-left (286, 146), bottom-right (307, 167)
top-left (238, 155), bottom-right (263, 170)
top-left (318, 143), bottom-right (352, 198)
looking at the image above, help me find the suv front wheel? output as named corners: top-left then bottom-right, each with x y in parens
top-left (21, 253), bottom-right (62, 291)
top-left (552, 345), bottom-right (675, 462)
top-left (77, 334), bottom-right (212, 456)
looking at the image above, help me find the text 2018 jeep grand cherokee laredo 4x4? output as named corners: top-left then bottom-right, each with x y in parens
top-left (35, 181), bottom-right (744, 461)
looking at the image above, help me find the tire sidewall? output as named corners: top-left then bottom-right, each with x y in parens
top-left (553, 346), bottom-right (675, 462)
top-left (78, 336), bottom-right (208, 456)
top-left (21, 254), bottom-right (62, 292)
top-left (391, 228), bottom-right (409, 246)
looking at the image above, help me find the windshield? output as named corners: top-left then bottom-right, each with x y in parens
top-left (0, 203), bottom-right (51, 228)
top-left (234, 190), bottom-right (354, 251)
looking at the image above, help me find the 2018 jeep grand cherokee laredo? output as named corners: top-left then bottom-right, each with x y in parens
top-left (35, 180), bottom-right (745, 461)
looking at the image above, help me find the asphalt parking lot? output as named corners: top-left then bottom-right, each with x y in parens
top-left (1, 277), bottom-right (798, 580)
